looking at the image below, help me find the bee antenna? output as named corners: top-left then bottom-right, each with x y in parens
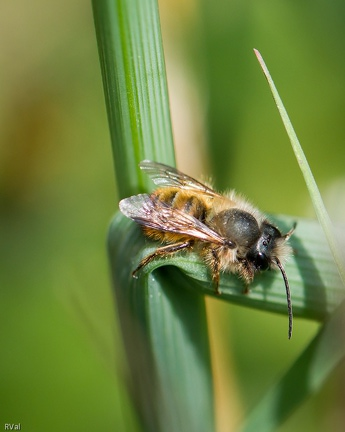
top-left (275, 258), bottom-right (293, 339)
top-left (284, 222), bottom-right (297, 240)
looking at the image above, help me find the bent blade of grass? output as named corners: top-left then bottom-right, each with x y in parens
top-left (115, 214), bottom-right (344, 325)
top-left (92, 1), bottom-right (215, 431)
top-left (111, 211), bottom-right (345, 431)
top-left (254, 48), bottom-right (345, 287)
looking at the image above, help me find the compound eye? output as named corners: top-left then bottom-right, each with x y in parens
top-left (254, 252), bottom-right (269, 271)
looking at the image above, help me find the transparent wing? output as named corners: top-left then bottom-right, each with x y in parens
top-left (139, 160), bottom-right (221, 197)
top-left (119, 194), bottom-right (227, 245)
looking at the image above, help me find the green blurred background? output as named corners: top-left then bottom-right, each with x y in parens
top-left (1, 1), bottom-right (345, 431)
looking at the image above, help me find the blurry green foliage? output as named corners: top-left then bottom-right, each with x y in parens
top-left (1, 1), bottom-right (345, 431)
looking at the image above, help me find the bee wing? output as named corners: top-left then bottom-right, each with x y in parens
top-left (139, 160), bottom-right (221, 197)
top-left (119, 194), bottom-right (226, 245)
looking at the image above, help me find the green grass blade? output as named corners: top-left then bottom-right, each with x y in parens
top-left (110, 211), bottom-right (344, 431)
top-left (92, 0), bottom-right (175, 197)
top-left (239, 49), bottom-right (345, 431)
top-left (108, 214), bottom-right (215, 432)
top-left (92, 1), bottom-right (215, 431)
top-left (254, 49), bottom-right (345, 287)
top-left (240, 298), bottom-right (345, 432)
top-left (112, 214), bottom-right (344, 326)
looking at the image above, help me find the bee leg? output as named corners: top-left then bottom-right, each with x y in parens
top-left (243, 285), bottom-right (250, 295)
top-left (239, 260), bottom-right (253, 294)
top-left (211, 249), bottom-right (221, 296)
top-left (132, 241), bottom-right (193, 277)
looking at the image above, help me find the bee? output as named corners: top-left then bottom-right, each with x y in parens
top-left (119, 160), bottom-right (296, 338)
